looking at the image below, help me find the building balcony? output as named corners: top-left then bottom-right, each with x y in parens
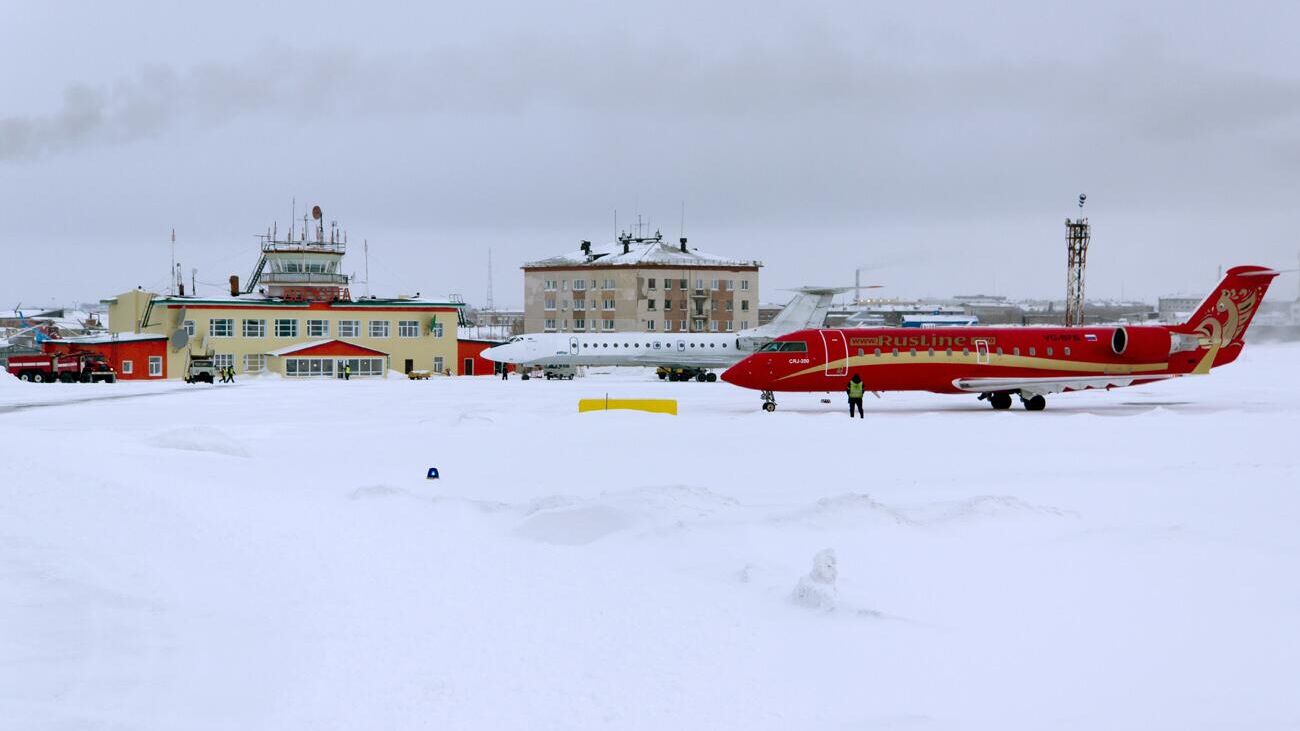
top-left (262, 272), bottom-right (350, 285)
top-left (262, 239), bottom-right (346, 254)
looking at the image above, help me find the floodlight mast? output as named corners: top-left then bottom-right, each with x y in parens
top-left (1065, 194), bottom-right (1090, 327)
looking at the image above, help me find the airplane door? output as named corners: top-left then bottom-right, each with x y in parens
top-left (975, 339), bottom-right (990, 365)
top-left (569, 337), bottom-right (579, 355)
top-left (820, 330), bottom-right (848, 376)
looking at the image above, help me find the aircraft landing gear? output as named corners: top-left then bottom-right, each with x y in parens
top-left (1021, 393), bottom-right (1047, 411)
top-left (761, 390), bottom-right (777, 412)
top-left (988, 392), bottom-right (1012, 410)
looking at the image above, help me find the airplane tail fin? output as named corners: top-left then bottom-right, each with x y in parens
top-left (1173, 265), bottom-right (1279, 371)
top-left (747, 287), bottom-right (850, 338)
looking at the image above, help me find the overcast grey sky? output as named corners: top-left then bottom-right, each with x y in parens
top-left (3, 0), bottom-right (1299, 308)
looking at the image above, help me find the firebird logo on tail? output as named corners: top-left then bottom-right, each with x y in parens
top-left (1194, 288), bottom-right (1257, 348)
top-left (1191, 287), bottom-right (1260, 374)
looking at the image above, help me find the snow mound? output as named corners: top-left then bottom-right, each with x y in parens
top-left (791, 548), bottom-right (838, 610)
top-left (773, 493), bottom-right (914, 527)
top-left (147, 426), bottom-right (250, 458)
top-left (349, 484), bottom-right (409, 500)
top-left (0, 366), bottom-right (27, 388)
top-left (514, 505), bottom-right (633, 545)
top-left (905, 495), bottom-right (1076, 524)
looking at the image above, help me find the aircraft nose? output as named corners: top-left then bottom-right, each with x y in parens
top-left (721, 363), bottom-right (750, 387)
top-left (482, 345), bottom-right (508, 363)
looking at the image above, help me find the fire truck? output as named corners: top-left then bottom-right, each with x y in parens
top-left (5, 351), bottom-right (118, 383)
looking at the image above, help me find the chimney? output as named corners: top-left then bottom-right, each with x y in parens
top-left (229, 275), bottom-right (240, 297)
top-left (679, 237), bottom-right (688, 253)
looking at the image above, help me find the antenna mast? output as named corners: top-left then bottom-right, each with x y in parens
top-left (364, 239), bottom-right (370, 297)
top-left (170, 228), bottom-right (176, 296)
top-left (1064, 193), bottom-right (1090, 327)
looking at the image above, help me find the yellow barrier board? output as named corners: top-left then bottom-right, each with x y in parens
top-left (578, 398), bottom-right (678, 415)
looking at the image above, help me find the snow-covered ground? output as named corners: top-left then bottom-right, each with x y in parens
top-left (3, 346), bottom-right (1298, 730)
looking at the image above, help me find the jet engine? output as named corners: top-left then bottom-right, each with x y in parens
top-left (1110, 327), bottom-right (1172, 361)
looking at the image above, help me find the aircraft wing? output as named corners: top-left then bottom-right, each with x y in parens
top-left (952, 374), bottom-right (1181, 397)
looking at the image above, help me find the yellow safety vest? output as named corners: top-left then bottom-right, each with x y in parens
top-left (848, 381), bottom-right (864, 398)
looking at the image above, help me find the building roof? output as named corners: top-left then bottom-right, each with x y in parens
top-left (103, 291), bottom-right (464, 309)
top-left (265, 339), bottom-right (390, 357)
top-left (523, 233), bottom-right (761, 270)
top-left (43, 332), bottom-right (167, 344)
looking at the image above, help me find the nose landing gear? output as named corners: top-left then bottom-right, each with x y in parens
top-left (760, 390), bottom-right (777, 412)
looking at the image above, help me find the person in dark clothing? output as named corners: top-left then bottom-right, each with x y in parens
top-left (344, 364), bottom-right (351, 380)
top-left (501, 367), bottom-right (508, 380)
top-left (218, 366), bottom-right (228, 383)
top-left (846, 374), bottom-right (865, 418)
top-left (226, 366), bottom-right (235, 384)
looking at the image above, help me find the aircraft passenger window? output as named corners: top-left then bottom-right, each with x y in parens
top-left (927, 348), bottom-right (934, 356)
top-left (583, 343), bottom-right (588, 348)
top-left (654, 342), bottom-right (661, 349)
top-left (1029, 347), bottom-right (1036, 356)
top-left (1064, 347), bottom-right (1071, 356)
top-left (874, 348), bottom-right (881, 357)
top-left (1014, 347), bottom-right (1021, 356)
top-left (961, 348), bottom-right (968, 355)
top-left (602, 343), bottom-right (608, 348)
top-left (857, 348), bottom-right (864, 356)
top-left (1046, 347), bottom-right (1053, 356)
top-left (709, 344), bottom-right (715, 348)
top-left (997, 347), bottom-right (1003, 355)
top-left (945, 348), bottom-right (952, 356)
top-left (910, 349), bottom-right (917, 356)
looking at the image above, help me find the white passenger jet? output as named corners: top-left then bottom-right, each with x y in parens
top-left (481, 288), bottom-right (848, 381)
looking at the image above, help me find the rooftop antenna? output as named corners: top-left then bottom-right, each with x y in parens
top-left (680, 200), bottom-right (685, 240)
top-left (613, 209), bottom-right (617, 243)
top-left (364, 239), bottom-right (370, 297)
top-left (170, 228), bottom-right (176, 296)
top-left (191, 267), bottom-right (197, 297)
top-left (486, 248), bottom-right (495, 311)
top-left (290, 197), bottom-right (296, 241)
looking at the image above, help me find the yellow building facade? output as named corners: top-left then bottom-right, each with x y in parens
top-left (105, 289), bottom-right (464, 378)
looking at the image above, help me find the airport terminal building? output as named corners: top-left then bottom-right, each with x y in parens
top-left (522, 232), bottom-right (761, 334)
top-left (102, 214), bottom-right (464, 378)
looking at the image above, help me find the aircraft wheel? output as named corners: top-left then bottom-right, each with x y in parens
top-left (1023, 394), bottom-right (1046, 411)
top-left (705, 373), bottom-right (717, 382)
top-left (989, 392), bottom-right (1012, 410)
top-left (762, 402), bottom-right (776, 412)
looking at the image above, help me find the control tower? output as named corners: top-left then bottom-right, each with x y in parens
top-left (243, 205), bottom-right (350, 302)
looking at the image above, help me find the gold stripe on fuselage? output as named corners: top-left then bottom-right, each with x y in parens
top-left (776, 351), bottom-right (1170, 381)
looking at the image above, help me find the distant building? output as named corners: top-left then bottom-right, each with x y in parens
top-left (522, 231), bottom-right (761, 334)
top-left (1158, 296), bottom-right (1203, 324)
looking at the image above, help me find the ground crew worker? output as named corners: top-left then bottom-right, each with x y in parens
top-left (501, 367), bottom-right (508, 380)
top-left (226, 366), bottom-right (235, 384)
top-left (846, 374), bottom-right (865, 418)
top-left (218, 366), bottom-right (228, 383)
top-left (344, 364), bottom-right (351, 380)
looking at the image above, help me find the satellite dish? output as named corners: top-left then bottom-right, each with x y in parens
top-left (311, 205), bottom-right (322, 220)
top-left (170, 328), bottom-right (189, 350)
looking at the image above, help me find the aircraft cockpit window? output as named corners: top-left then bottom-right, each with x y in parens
top-left (777, 342), bottom-right (808, 352)
top-left (759, 342), bottom-right (783, 353)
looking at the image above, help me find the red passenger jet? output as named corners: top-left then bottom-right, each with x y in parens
top-left (721, 265), bottom-right (1279, 412)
